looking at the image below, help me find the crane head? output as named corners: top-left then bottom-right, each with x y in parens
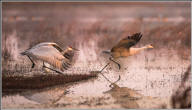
top-left (147, 44), bottom-right (154, 49)
top-left (67, 45), bottom-right (79, 51)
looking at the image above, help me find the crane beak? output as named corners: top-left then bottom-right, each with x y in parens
top-left (72, 47), bottom-right (79, 51)
top-left (148, 44), bottom-right (154, 48)
top-left (68, 46), bottom-right (79, 51)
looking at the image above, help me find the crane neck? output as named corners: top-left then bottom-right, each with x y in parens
top-left (130, 45), bottom-right (152, 55)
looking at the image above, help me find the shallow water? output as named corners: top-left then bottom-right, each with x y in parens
top-left (2, 2), bottom-right (190, 108)
top-left (2, 50), bottom-right (190, 109)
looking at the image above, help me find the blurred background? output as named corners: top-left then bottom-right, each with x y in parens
top-left (2, 2), bottom-right (191, 63)
top-left (2, 2), bottom-right (191, 109)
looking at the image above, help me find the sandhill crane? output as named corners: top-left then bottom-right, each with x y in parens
top-left (20, 42), bottom-right (79, 74)
top-left (101, 32), bottom-right (153, 72)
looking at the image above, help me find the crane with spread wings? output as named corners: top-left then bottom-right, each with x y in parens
top-left (101, 32), bottom-right (154, 72)
top-left (20, 42), bottom-right (79, 74)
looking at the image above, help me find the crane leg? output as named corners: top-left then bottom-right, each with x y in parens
top-left (99, 69), bottom-right (121, 87)
top-left (100, 62), bottom-right (110, 73)
top-left (109, 57), bottom-right (121, 69)
top-left (109, 75), bottom-right (121, 88)
top-left (27, 56), bottom-right (35, 68)
top-left (98, 63), bottom-right (121, 86)
top-left (42, 62), bottom-right (64, 75)
top-left (99, 57), bottom-right (121, 73)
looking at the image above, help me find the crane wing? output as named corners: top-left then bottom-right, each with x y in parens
top-left (28, 45), bottom-right (71, 71)
top-left (51, 43), bottom-right (63, 52)
top-left (31, 42), bottom-right (64, 52)
top-left (63, 49), bottom-right (78, 63)
top-left (111, 32), bottom-right (142, 52)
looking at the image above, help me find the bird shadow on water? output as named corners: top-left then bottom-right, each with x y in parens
top-left (20, 86), bottom-right (70, 105)
top-left (103, 82), bottom-right (168, 109)
top-left (98, 71), bottom-right (169, 109)
top-left (90, 68), bottom-right (142, 108)
top-left (103, 81), bottom-right (142, 108)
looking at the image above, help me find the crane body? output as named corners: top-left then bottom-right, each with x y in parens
top-left (101, 32), bottom-right (153, 71)
top-left (21, 42), bottom-right (79, 74)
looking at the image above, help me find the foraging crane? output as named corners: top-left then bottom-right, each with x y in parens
top-left (20, 42), bottom-right (79, 74)
top-left (101, 32), bottom-right (153, 71)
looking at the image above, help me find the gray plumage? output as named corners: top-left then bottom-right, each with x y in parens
top-left (21, 42), bottom-right (78, 72)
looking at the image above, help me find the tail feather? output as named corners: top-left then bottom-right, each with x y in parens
top-left (62, 61), bottom-right (71, 70)
top-left (62, 49), bottom-right (79, 63)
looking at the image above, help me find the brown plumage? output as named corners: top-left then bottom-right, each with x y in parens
top-left (111, 32), bottom-right (143, 58)
top-left (21, 42), bottom-right (79, 74)
top-left (102, 32), bottom-right (153, 71)
top-left (111, 33), bottom-right (142, 53)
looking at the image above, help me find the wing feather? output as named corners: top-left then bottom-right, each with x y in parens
top-left (111, 32), bottom-right (142, 52)
top-left (28, 45), bottom-right (70, 71)
top-left (51, 43), bottom-right (63, 52)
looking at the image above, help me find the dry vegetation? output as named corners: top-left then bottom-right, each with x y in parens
top-left (2, 2), bottom-right (191, 109)
top-left (171, 65), bottom-right (191, 108)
